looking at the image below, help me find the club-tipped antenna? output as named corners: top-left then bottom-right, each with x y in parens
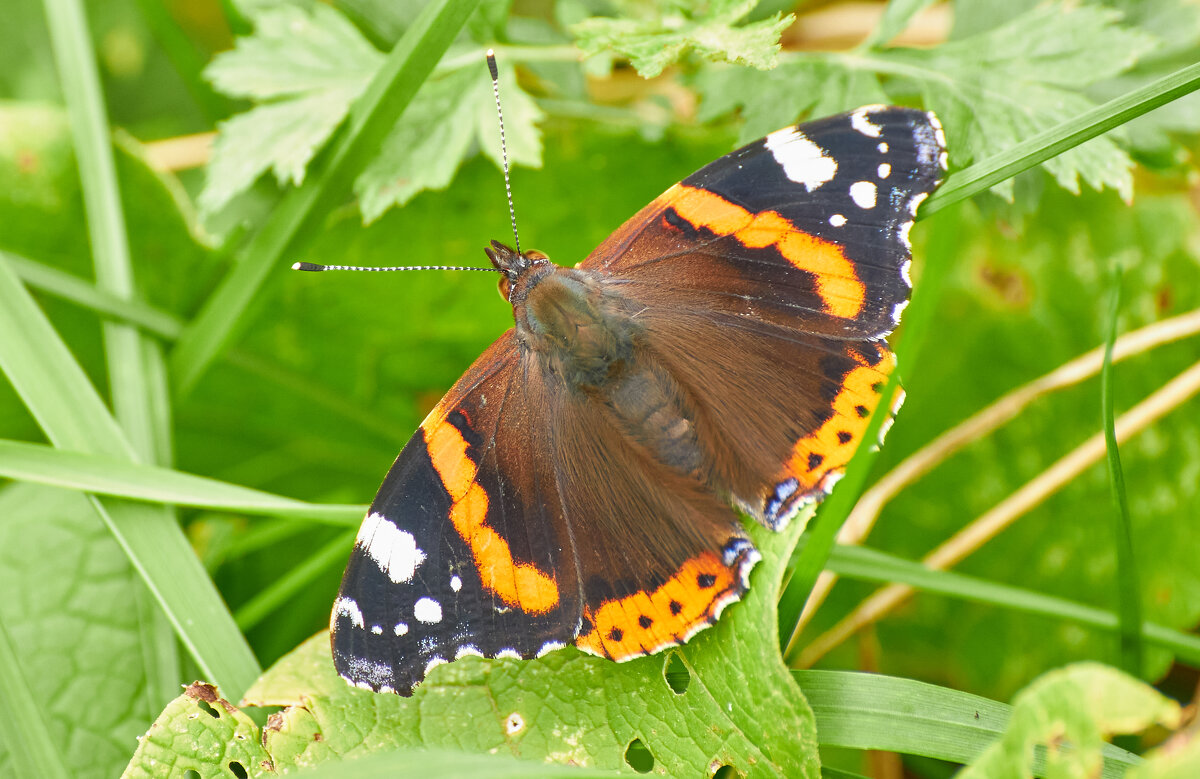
top-left (293, 262), bottom-right (500, 273)
top-left (487, 49), bottom-right (522, 256)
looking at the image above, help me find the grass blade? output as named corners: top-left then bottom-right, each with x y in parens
top-left (169, 0), bottom-right (484, 396)
top-left (779, 213), bottom-right (964, 658)
top-left (235, 531), bottom-right (355, 630)
top-left (0, 255), bottom-right (261, 698)
top-left (42, 0), bottom-right (184, 706)
top-left (1101, 265), bottom-right (1143, 675)
top-left (798, 670), bottom-right (1138, 778)
top-left (0, 439), bottom-right (362, 524)
top-left (824, 544), bottom-right (1200, 664)
top-left (923, 61), bottom-right (1200, 217)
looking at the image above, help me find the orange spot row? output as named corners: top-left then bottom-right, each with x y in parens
top-left (423, 415), bottom-right (560, 614)
top-left (664, 184), bottom-right (865, 319)
top-left (782, 350), bottom-right (897, 492)
top-left (575, 551), bottom-right (736, 660)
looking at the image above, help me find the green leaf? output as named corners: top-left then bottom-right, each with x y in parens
top-left (572, 0), bottom-right (793, 78)
top-left (1128, 726), bottom-right (1200, 779)
top-left (120, 682), bottom-right (270, 779)
top-left (889, 4), bottom-right (1157, 200)
top-left (959, 663), bottom-right (1179, 779)
top-left (356, 60), bottom-right (542, 222)
top-left (126, 517), bottom-right (821, 777)
top-left (170, 0), bottom-right (484, 397)
top-left (796, 670), bottom-right (1139, 778)
top-left (0, 438), bottom-right (361, 523)
top-left (0, 484), bottom-right (167, 779)
top-left (862, 0), bottom-right (938, 49)
top-left (199, 3), bottom-right (382, 215)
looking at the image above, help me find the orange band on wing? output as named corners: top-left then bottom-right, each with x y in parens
top-left (664, 184), bottom-right (865, 319)
top-left (783, 349), bottom-right (897, 492)
top-left (424, 416), bottom-right (560, 614)
top-left (575, 551), bottom-right (737, 660)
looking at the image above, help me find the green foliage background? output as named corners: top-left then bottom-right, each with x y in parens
top-left (1, 0), bottom-right (1199, 777)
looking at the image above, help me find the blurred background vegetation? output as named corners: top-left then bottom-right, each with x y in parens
top-left (2, 0), bottom-right (1200, 777)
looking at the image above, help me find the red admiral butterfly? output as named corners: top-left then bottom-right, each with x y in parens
top-left (325, 93), bottom-right (946, 696)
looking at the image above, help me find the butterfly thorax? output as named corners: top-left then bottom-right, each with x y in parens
top-left (491, 244), bottom-right (707, 478)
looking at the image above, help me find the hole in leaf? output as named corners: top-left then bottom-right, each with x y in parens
top-left (197, 700), bottom-right (220, 718)
top-left (664, 652), bottom-right (690, 694)
top-left (712, 765), bottom-right (742, 779)
top-left (624, 738), bottom-right (655, 773)
top-left (228, 761), bottom-right (249, 779)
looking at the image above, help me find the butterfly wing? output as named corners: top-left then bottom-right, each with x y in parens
top-left (333, 332), bottom-right (760, 694)
top-left (579, 106), bottom-right (945, 523)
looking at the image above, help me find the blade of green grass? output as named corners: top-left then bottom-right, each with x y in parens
top-left (5, 250), bottom-right (413, 444)
top-left (131, 0), bottom-right (230, 122)
top-left (42, 0), bottom-right (184, 709)
top-left (1102, 265), bottom-right (1143, 676)
top-left (0, 255), bottom-right (261, 698)
top-left (0, 615), bottom-right (72, 779)
top-left (922, 60), bottom-right (1200, 217)
top-left (0, 439), bottom-right (363, 524)
top-left (169, 0), bottom-right (483, 397)
top-left (823, 544), bottom-right (1200, 664)
top-left (779, 212), bottom-right (964, 659)
top-left (235, 531), bottom-right (355, 630)
top-left (797, 670), bottom-right (1139, 779)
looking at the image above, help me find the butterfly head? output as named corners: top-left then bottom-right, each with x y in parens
top-left (485, 239), bottom-right (551, 302)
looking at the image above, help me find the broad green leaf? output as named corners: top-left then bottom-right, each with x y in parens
top-left (891, 4), bottom-right (1156, 200)
top-left (572, 0), bottom-right (793, 78)
top-left (121, 682), bottom-right (270, 779)
top-left (199, 2), bottom-right (382, 215)
top-left (0, 484), bottom-right (166, 779)
top-left (356, 60), bottom-right (542, 221)
top-left (126, 516), bottom-right (820, 777)
top-left (959, 663), bottom-right (1179, 779)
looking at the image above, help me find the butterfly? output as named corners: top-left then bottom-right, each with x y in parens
top-left (329, 105), bottom-right (946, 695)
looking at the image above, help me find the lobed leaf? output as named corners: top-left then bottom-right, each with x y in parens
top-left (572, 0), bottom-right (793, 78)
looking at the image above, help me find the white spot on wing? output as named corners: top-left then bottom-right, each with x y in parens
top-left (414, 597), bottom-right (443, 624)
top-left (877, 163), bottom-right (891, 179)
top-left (536, 641), bottom-right (565, 658)
top-left (450, 575), bottom-right (462, 592)
top-left (356, 512), bottom-right (426, 583)
top-left (332, 596), bottom-right (364, 629)
top-left (393, 622), bottom-right (408, 636)
top-left (829, 213), bottom-right (847, 227)
top-left (850, 181), bottom-right (877, 209)
top-left (909, 192), bottom-right (928, 216)
top-left (455, 645), bottom-right (483, 659)
top-left (424, 657), bottom-right (447, 675)
top-left (495, 648), bottom-right (521, 660)
top-left (900, 258), bottom-right (912, 286)
top-left (764, 128), bottom-right (837, 191)
top-left (850, 106), bottom-right (883, 137)
top-left (898, 220), bottom-right (914, 249)
top-left (877, 142), bottom-right (889, 154)
top-left (370, 625), bottom-right (382, 635)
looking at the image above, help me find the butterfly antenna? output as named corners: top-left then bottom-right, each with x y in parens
top-left (487, 49), bottom-right (522, 256)
top-left (293, 262), bottom-right (500, 273)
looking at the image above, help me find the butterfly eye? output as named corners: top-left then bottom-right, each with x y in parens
top-left (498, 275), bottom-right (512, 301)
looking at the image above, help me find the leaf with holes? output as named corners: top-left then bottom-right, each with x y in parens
top-left (121, 682), bottom-right (268, 779)
top-left (123, 515), bottom-right (818, 777)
